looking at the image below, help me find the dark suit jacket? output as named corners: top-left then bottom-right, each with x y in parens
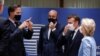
top-left (0, 17), bottom-right (8, 56)
top-left (0, 17), bottom-right (6, 34)
top-left (37, 23), bottom-right (63, 56)
top-left (57, 28), bottom-right (83, 56)
top-left (0, 19), bottom-right (33, 56)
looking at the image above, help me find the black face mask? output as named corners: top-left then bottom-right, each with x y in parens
top-left (48, 18), bottom-right (57, 24)
top-left (14, 15), bottom-right (21, 21)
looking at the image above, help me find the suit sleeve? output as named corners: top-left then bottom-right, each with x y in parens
top-left (5, 28), bottom-right (23, 40)
top-left (37, 27), bottom-right (44, 56)
top-left (81, 39), bottom-right (91, 56)
top-left (0, 18), bottom-right (6, 37)
top-left (56, 33), bottom-right (66, 48)
top-left (56, 28), bottom-right (71, 48)
top-left (5, 28), bottom-right (33, 40)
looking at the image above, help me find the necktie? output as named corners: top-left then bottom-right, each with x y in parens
top-left (49, 30), bottom-right (52, 38)
top-left (71, 31), bottom-right (75, 38)
top-left (70, 31), bottom-right (75, 43)
top-left (15, 22), bottom-right (19, 28)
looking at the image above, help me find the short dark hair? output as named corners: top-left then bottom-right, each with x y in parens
top-left (8, 5), bottom-right (21, 16)
top-left (13, 5), bottom-right (21, 9)
top-left (8, 6), bottom-right (15, 16)
top-left (67, 15), bottom-right (80, 25)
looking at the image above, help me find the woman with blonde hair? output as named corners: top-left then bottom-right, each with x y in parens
top-left (78, 18), bottom-right (96, 56)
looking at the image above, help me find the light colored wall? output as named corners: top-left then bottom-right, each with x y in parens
top-left (5, 0), bottom-right (59, 8)
top-left (64, 0), bottom-right (100, 8)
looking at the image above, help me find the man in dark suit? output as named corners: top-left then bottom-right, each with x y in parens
top-left (1, 5), bottom-right (33, 56)
top-left (37, 10), bottom-right (63, 56)
top-left (57, 15), bottom-right (83, 56)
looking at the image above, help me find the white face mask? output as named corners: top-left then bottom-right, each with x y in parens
top-left (67, 24), bottom-right (75, 31)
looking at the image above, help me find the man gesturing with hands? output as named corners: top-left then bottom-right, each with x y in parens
top-left (2, 5), bottom-right (33, 56)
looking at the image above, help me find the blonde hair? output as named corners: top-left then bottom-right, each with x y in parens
top-left (81, 18), bottom-right (96, 36)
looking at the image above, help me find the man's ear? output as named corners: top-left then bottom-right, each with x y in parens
top-left (75, 21), bottom-right (78, 25)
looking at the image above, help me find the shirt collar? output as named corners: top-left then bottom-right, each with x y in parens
top-left (9, 17), bottom-right (15, 24)
top-left (75, 27), bottom-right (79, 32)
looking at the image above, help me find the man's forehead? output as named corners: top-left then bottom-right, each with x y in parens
top-left (15, 7), bottom-right (21, 11)
top-left (49, 10), bottom-right (57, 14)
top-left (68, 18), bottom-right (75, 21)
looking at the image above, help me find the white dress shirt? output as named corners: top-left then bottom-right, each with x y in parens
top-left (48, 23), bottom-right (57, 40)
top-left (48, 28), bottom-right (51, 40)
top-left (72, 27), bottom-right (79, 40)
top-left (48, 28), bottom-right (56, 40)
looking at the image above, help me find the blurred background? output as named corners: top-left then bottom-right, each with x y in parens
top-left (2, 0), bottom-right (100, 56)
top-left (4, 0), bottom-right (100, 8)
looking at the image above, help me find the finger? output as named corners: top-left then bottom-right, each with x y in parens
top-left (30, 21), bottom-right (33, 26)
top-left (25, 17), bottom-right (32, 22)
top-left (50, 22), bottom-right (53, 24)
top-left (28, 17), bottom-right (32, 20)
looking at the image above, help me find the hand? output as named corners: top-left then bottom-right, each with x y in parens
top-left (49, 22), bottom-right (56, 29)
top-left (63, 25), bottom-right (70, 34)
top-left (27, 21), bottom-right (33, 31)
top-left (18, 17), bottom-right (32, 30)
top-left (18, 21), bottom-right (27, 30)
top-left (25, 17), bottom-right (33, 31)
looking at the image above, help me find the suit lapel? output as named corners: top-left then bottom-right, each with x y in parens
top-left (55, 23), bottom-right (59, 34)
top-left (69, 30), bottom-right (79, 49)
top-left (46, 28), bottom-right (49, 40)
top-left (44, 25), bottom-right (49, 40)
top-left (45, 23), bottom-right (59, 41)
top-left (8, 20), bottom-right (17, 32)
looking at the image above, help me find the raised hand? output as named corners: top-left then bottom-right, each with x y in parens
top-left (49, 22), bottom-right (56, 30)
